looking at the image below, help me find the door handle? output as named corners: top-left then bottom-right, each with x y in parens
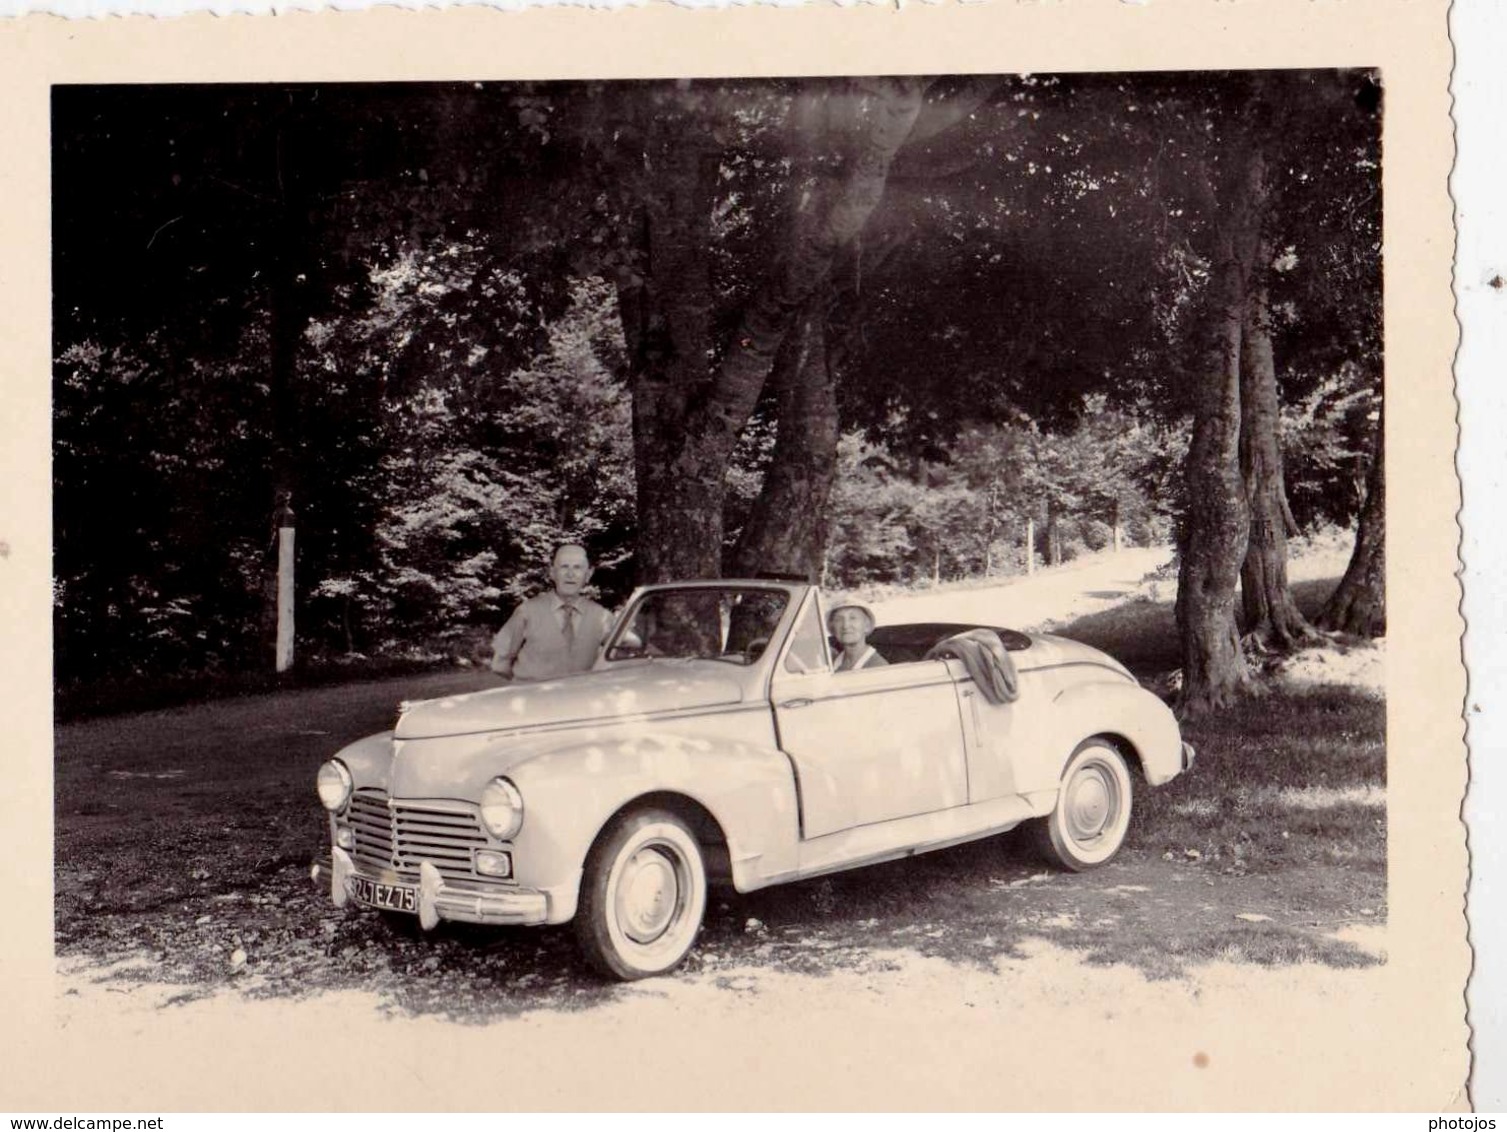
top-left (780, 698), bottom-right (813, 709)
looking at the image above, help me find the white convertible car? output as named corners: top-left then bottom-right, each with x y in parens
top-left (314, 580), bottom-right (1194, 979)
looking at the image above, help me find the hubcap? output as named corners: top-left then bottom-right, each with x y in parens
top-left (1065, 764), bottom-right (1116, 843)
top-left (615, 845), bottom-right (681, 944)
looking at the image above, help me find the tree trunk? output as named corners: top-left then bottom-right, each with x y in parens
top-left (1175, 151), bottom-right (1265, 718)
top-left (628, 78), bottom-right (927, 583)
top-left (1176, 298), bottom-right (1250, 715)
top-left (730, 299), bottom-right (841, 580)
top-left (1318, 406), bottom-right (1385, 636)
top-left (616, 116), bottom-right (723, 580)
top-left (1238, 252), bottom-right (1315, 651)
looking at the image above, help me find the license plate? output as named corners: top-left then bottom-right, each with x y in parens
top-left (348, 876), bottom-right (418, 913)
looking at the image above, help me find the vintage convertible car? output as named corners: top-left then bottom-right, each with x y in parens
top-left (313, 580), bottom-right (1195, 980)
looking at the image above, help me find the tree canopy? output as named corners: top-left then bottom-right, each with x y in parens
top-left (52, 71), bottom-right (1382, 708)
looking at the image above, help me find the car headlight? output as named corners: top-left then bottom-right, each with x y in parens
top-left (316, 759), bottom-right (353, 812)
top-left (479, 777), bottom-right (524, 840)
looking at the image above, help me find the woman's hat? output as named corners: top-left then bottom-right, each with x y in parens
top-left (827, 602), bottom-right (876, 629)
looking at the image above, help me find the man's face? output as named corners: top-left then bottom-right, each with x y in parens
top-left (552, 547), bottom-right (592, 597)
top-left (831, 607), bottom-right (871, 650)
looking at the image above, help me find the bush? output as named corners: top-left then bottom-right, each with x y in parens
top-left (1080, 518), bottom-right (1115, 552)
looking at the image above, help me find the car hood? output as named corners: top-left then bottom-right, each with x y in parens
top-left (393, 661), bottom-right (748, 740)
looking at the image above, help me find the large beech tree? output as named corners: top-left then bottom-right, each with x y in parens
top-left (1174, 139), bottom-right (1266, 716)
top-left (1237, 72), bottom-right (1381, 652)
top-left (1169, 72), bottom-right (1380, 713)
top-left (615, 77), bottom-right (934, 581)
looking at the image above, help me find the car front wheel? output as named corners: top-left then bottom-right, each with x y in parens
top-left (575, 808), bottom-right (707, 980)
top-left (1030, 739), bottom-right (1133, 871)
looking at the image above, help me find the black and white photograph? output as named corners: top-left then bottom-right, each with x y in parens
top-left (0, 1), bottom-right (1471, 1113)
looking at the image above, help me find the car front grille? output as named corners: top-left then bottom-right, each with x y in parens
top-left (347, 788), bottom-right (490, 883)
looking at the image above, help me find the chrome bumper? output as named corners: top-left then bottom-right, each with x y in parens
top-left (313, 847), bottom-right (550, 929)
top-left (1181, 741), bottom-right (1197, 772)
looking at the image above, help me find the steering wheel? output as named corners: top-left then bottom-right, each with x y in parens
top-left (743, 637), bottom-right (771, 663)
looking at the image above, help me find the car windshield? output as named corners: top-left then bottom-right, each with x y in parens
top-left (605, 587), bottom-right (791, 665)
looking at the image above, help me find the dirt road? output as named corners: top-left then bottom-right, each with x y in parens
top-left (38, 920), bottom-right (1405, 1111)
top-left (867, 545), bottom-right (1173, 630)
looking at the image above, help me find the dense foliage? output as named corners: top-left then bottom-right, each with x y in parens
top-left (822, 401), bottom-right (1182, 587)
top-left (52, 73), bottom-right (1381, 699)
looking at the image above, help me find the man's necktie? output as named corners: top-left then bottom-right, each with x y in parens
top-left (561, 601), bottom-right (578, 649)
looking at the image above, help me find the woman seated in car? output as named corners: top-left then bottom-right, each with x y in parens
top-left (828, 603), bottom-right (889, 672)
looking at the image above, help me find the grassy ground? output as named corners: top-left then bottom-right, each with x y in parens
top-left (53, 575), bottom-right (1386, 1009)
top-left (55, 653), bottom-right (465, 724)
top-left (1058, 577), bottom-right (1385, 880)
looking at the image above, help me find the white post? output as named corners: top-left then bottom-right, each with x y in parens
top-left (276, 522), bottom-right (295, 673)
top-left (1025, 518), bottom-right (1035, 576)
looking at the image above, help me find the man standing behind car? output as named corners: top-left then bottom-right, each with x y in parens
top-left (491, 544), bottom-right (614, 681)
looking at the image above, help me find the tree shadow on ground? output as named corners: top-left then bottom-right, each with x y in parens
top-left (1056, 578), bottom-right (1339, 679)
top-left (58, 828), bottom-right (1384, 1025)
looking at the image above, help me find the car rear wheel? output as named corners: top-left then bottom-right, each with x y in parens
top-left (575, 808), bottom-right (707, 980)
top-left (1030, 739), bottom-right (1133, 871)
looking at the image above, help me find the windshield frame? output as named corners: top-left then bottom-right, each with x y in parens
top-left (602, 582), bottom-right (802, 667)
top-left (773, 587), bottom-right (834, 676)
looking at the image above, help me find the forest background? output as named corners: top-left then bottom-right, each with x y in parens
top-left (51, 71), bottom-right (1384, 718)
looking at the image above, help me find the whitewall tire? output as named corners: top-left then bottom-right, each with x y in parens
top-left (1031, 739), bottom-right (1134, 871)
top-left (575, 808), bottom-right (708, 980)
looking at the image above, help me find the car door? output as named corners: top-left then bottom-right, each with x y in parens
top-left (770, 595), bottom-right (970, 839)
top-left (953, 676), bottom-right (1022, 803)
